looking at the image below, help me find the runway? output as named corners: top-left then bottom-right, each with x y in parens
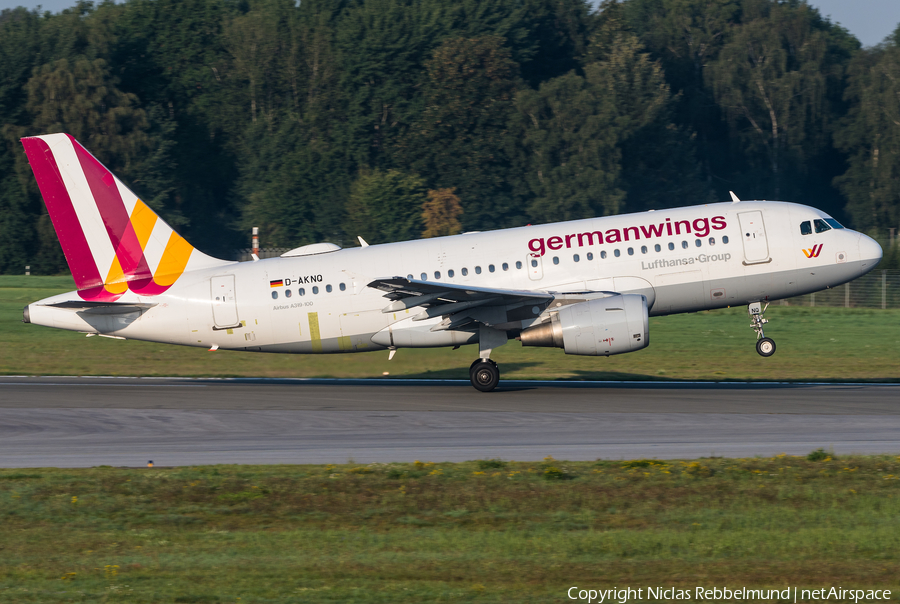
top-left (1, 377), bottom-right (898, 468)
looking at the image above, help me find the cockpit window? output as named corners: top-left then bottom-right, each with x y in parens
top-left (814, 219), bottom-right (831, 234)
top-left (800, 221), bottom-right (812, 235)
top-left (824, 218), bottom-right (844, 230)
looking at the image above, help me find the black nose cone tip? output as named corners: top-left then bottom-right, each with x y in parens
top-left (22, 305), bottom-right (30, 324)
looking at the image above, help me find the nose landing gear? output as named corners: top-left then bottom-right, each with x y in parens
top-left (749, 301), bottom-right (776, 357)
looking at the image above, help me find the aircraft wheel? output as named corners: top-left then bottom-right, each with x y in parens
top-left (470, 359), bottom-right (500, 392)
top-left (756, 337), bottom-right (776, 357)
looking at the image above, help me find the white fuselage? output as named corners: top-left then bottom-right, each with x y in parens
top-left (27, 201), bottom-right (882, 354)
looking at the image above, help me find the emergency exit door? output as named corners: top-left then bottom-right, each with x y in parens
top-left (211, 275), bottom-right (239, 327)
top-left (737, 211), bottom-right (770, 264)
top-left (528, 254), bottom-right (543, 280)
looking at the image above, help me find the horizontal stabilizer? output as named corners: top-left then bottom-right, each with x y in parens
top-left (43, 300), bottom-right (156, 315)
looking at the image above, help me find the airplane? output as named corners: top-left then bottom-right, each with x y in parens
top-left (21, 133), bottom-right (883, 391)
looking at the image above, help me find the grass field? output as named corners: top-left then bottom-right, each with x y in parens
top-left (2, 276), bottom-right (899, 381)
top-left (1, 455), bottom-right (898, 602)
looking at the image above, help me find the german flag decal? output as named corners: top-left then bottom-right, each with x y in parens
top-left (270, 279), bottom-right (284, 288)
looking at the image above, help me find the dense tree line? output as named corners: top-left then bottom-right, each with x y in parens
top-left (1, 0), bottom-right (898, 274)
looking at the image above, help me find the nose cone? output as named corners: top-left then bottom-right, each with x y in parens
top-left (858, 233), bottom-right (883, 266)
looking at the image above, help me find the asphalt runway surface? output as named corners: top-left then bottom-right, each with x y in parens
top-left (1, 376), bottom-right (899, 468)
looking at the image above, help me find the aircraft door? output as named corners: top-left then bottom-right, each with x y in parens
top-left (737, 211), bottom-right (770, 264)
top-left (528, 254), bottom-right (543, 280)
top-left (211, 275), bottom-right (239, 327)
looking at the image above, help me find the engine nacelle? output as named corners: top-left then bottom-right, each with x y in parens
top-left (519, 294), bottom-right (649, 356)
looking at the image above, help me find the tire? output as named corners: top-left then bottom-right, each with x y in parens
top-left (756, 337), bottom-right (776, 357)
top-left (470, 359), bottom-right (500, 392)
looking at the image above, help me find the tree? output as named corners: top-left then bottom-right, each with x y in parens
top-left (586, 29), bottom-right (713, 210)
top-left (514, 71), bottom-right (624, 223)
top-left (7, 56), bottom-right (151, 273)
top-left (344, 169), bottom-right (427, 244)
top-left (0, 7), bottom-right (43, 274)
top-left (422, 188), bottom-right (463, 238)
top-left (706, 0), bottom-right (854, 201)
top-left (399, 36), bottom-right (522, 229)
top-left (25, 57), bottom-right (149, 171)
top-left (834, 31), bottom-right (900, 235)
top-left (334, 0), bottom-right (447, 169)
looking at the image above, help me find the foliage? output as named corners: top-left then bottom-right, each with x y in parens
top-left (422, 187), bottom-right (464, 238)
top-left (344, 168), bottom-right (427, 245)
top-left (834, 28), bottom-right (900, 234)
top-left (807, 448), bottom-right (833, 462)
top-left (0, 0), bottom-right (899, 273)
top-left (400, 35), bottom-right (521, 229)
top-left (476, 459), bottom-right (507, 469)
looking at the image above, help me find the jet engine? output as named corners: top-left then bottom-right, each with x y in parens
top-left (519, 294), bottom-right (649, 356)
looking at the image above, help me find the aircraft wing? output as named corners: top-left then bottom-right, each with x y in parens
top-left (367, 276), bottom-right (554, 330)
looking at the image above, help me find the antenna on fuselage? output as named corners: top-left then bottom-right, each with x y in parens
top-left (729, 191), bottom-right (741, 203)
top-left (358, 236), bottom-right (369, 248)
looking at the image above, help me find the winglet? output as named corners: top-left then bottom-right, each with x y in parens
top-left (729, 191), bottom-right (741, 203)
top-left (358, 236), bottom-right (369, 248)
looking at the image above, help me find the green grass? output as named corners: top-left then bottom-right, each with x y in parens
top-left (1, 455), bottom-right (899, 602)
top-left (3, 276), bottom-right (899, 380)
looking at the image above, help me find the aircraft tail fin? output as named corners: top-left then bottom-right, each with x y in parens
top-left (21, 133), bottom-right (230, 301)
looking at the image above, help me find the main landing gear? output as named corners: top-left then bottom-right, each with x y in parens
top-left (470, 358), bottom-right (500, 392)
top-left (748, 301), bottom-right (776, 357)
top-left (469, 325), bottom-right (507, 392)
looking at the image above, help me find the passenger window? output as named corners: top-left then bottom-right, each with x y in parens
top-left (448, 269), bottom-right (455, 278)
top-left (614, 249), bottom-right (621, 257)
top-left (668, 242), bottom-right (675, 251)
top-left (722, 235), bottom-right (730, 244)
top-left (654, 244), bottom-right (661, 252)
top-left (531, 259), bottom-right (538, 267)
top-left (339, 283), bottom-right (346, 291)
top-left (641, 245), bottom-right (648, 254)
top-left (682, 241), bottom-right (689, 249)
top-left (462, 268), bottom-right (468, 276)
top-left (489, 265), bottom-right (495, 273)
top-left (573, 254), bottom-right (580, 262)
top-left (587, 252), bottom-right (594, 260)
top-left (434, 271), bottom-right (441, 279)
top-left (695, 239), bottom-right (702, 247)
top-left (552, 256), bottom-right (559, 265)
top-left (814, 219), bottom-right (831, 233)
top-left (516, 261), bottom-right (523, 269)
top-left (285, 289), bottom-right (292, 298)
top-left (709, 238), bottom-right (715, 246)
top-left (271, 291), bottom-right (278, 300)
top-left (600, 251), bottom-right (607, 259)
top-left (312, 286), bottom-right (319, 294)
top-left (627, 247), bottom-right (634, 256)
top-left (407, 274), bottom-right (413, 280)
top-left (502, 263), bottom-right (509, 271)
top-left (420, 273), bottom-right (427, 280)
top-left (326, 284), bottom-right (332, 293)
top-left (800, 221), bottom-right (812, 235)
top-left (299, 288), bottom-right (305, 296)
top-left (475, 266), bottom-right (482, 274)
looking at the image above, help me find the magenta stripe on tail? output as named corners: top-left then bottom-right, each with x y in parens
top-left (70, 135), bottom-right (153, 282)
top-left (21, 137), bottom-right (104, 291)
